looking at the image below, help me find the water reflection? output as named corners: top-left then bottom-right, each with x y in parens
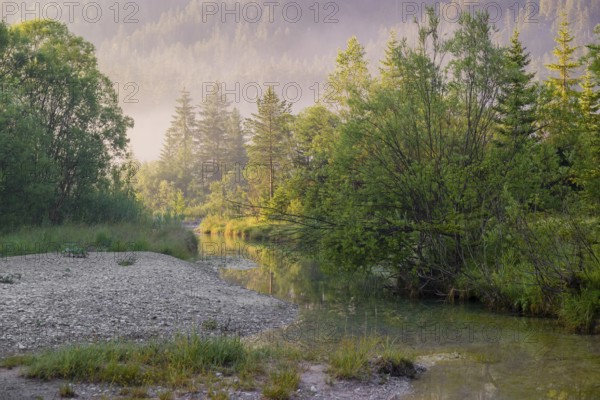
top-left (199, 235), bottom-right (600, 399)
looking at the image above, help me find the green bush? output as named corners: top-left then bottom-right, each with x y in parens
top-left (559, 289), bottom-right (600, 333)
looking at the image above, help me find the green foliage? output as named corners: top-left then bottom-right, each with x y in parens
top-left (327, 36), bottom-right (372, 113)
top-left (262, 366), bottom-right (300, 400)
top-left (494, 30), bottom-right (538, 151)
top-left (137, 87), bottom-right (249, 219)
top-left (577, 32), bottom-right (600, 206)
top-left (292, 104), bottom-right (340, 165)
top-left (0, 20), bottom-right (138, 229)
top-left (249, 9), bottom-right (600, 329)
top-left (197, 84), bottom-right (230, 175)
top-left (175, 9), bottom-right (600, 334)
top-left (245, 87), bottom-right (293, 201)
top-left (547, 14), bottom-right (580, 96)
top-left (560, 288), bottom-right (600, 333)
top-left (160, 89), bottom-right (197, 198)
top-left (202, 173), bottom-right (247, 219)
top-left (198, 215), bottom-right (279, 241)
top-left (226, 108), bottom-right (248, 166)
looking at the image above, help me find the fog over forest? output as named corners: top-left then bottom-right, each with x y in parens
top-left (3, 0), bottom-right (598, 160)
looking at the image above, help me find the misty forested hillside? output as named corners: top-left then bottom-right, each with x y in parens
top-left (91, 0), bottom-right (600, 105)
top-left (3, 0), bottom-right (596, 160)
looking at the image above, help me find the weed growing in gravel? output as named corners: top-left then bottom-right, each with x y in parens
top-left (262, 365), bottom-right (301, 400)
top-left (202, 318), bottom-right (218, 331)
top-left (119, 386), bottom-right (149, 398)
top-left (328, 337), bottom-right (373, 380)
top-left (117, 254), bottom-right (138, 266)
top-left (58, 383), bottom-right (76, 398)
top-left (207, 386), bottom-right (229, 399)
top-left (61, 245), bottom-right (89, 258)
top-left (328, 336), bottom-right (416, 381)
top-left (158, 390), bottom-right (174, 400)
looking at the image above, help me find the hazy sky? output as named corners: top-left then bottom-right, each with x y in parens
top-left (2, 0), bottom-right (598, 161)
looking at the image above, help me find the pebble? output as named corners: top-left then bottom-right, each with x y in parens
top-left (0, 252), bottom-right (298, 358)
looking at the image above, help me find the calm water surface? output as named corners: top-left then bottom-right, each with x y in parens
top-left (200, 235), bottom-right (600, 400)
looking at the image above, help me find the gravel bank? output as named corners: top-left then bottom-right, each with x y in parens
top-left (0, 252), bottom-right (297, 358)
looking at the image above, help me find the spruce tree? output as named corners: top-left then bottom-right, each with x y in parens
top-left (543, 14), bottom-right (582, 170)
top-left (586, 25), bottom-right (600, 84)
top-left (159, 89), bottom-right (196, 197)
top-left (547, 14), bottom-right (580, 97)
top-left (495, 30), bottom-right (538, 152)
top-left (577, 67), bottom-right (600, 202)
top-left (196, 83), bottom-right (231, 182)
top-left (245, 87), bottom-right (292, 201)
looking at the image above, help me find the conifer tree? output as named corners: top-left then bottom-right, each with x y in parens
top-left (495, 30), bottom-right (538, 151)
top-left (577, 67), bottom-right (600, 202)
top-left (542, 14), bottom-right (582, 170)
top-left (160, 89), bottom-right (196, 197)
top-left (327, 36), bottom-right (371, 114)
top-left (547, 14), bottom-right (580, 96)
top-left (380, 30), bottom-right (406, 87)
top-left (196, 83), bottom-right (231, 182)
top-left (246, 87), bottom-right (292, 201)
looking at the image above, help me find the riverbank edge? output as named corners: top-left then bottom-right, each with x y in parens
top-left (0, 251), bottom-right (423, 400)
top-left (195, 218), bottom-right (600, 336)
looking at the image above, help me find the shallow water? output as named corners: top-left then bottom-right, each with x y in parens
top-left (200, 235), bottom-right (600, 400)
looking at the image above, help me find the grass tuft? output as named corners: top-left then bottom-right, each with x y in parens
top-left (328, 337), bottom-right (416, 381)
top-left (117, 254), bottom-right (138, 266)
top-left (262, 366), bottom-right (301, 400)
top-left (157, 391), bottom-right (174, 400)
top-left (328, 337), bottom-right (374, 380)
top-left (58, 383), bottom-right (76, 398)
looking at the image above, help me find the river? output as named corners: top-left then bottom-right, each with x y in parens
top-left (199, 234), bottom-right (600, 399)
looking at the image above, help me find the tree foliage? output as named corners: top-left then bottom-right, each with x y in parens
top-left (245, 87), bottom-right (293, 202)
top-left (0, 20), bottom-right (139, 230)
top-left (231, 10), bottom-right (600, 332)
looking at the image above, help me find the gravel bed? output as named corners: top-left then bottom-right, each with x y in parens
top-left (0, 252), bottom-right (298, 358)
